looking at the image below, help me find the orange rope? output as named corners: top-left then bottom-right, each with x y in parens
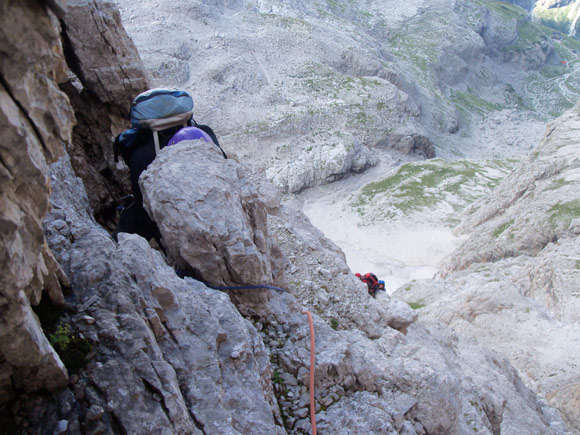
top-left (303, 310), bottom-right (317, 435)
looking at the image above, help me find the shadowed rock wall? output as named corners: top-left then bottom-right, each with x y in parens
top-left (59, 0), bottom-right (149, 229)
top-left (0, 0), bottom-right (73, 403)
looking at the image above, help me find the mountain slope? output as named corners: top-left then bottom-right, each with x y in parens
top-left (1, 0), bottom-right (578, 433)
top-left (396, 105), bottom-right (580, 432)
top-left (117, 0), bottom-right (580, 176)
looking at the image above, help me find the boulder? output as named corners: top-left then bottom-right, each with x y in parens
top-left (140, 140), bottom-right (285, 286)
top-left (375, 134), bottom-right (436, 158)
top-left (266, 141), bottom-right (379, 194)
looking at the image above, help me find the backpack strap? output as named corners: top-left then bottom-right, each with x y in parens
top-left (153, 130), bottom-right (160, 155)
top-left (151, 120), bottom-right (189, 156)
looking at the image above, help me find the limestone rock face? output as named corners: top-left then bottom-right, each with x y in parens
top-left (398, 106), bottom-right (580, 432)
top-left (60, 0), bottom-right (150, 228)
top-left (141, 140), bottom-right (286, 286)
top-left (266, 141), bottom-right (379, 194)
top-left (116, 0), bottom-right (580, 190)
top-left (63, 0), bottom-right (148, 110)
top-left (42, 155), bottom-right (284, 434)
top-left (1, 0), bottom-right (577, 434)
top-left (444, 108), bottom-right (580, 281)
top-left (267, 203), bottom-right (417, 338)
top-left (133, 135), bottom-right (557, 433)
top-left (0, 0), bottom-right (75, 402)
top-left (0, 0), bottom-right (72, 160)
top-left (39, 149), bottom-right (559, 435)
top-left (264, 294), bottom-right (561, 435)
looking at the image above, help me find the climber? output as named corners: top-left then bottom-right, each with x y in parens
top-left (368, 278), bottom-right (386, 298)
top-left (356, 272), bottom-right (385, 298)
top-left (361, 272), bottom-right (378, 290)
top-left (113, 88), bottom-right (227, 245)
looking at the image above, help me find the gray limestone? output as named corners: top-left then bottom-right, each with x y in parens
top-left (0, 0), bottom-right (578, 433)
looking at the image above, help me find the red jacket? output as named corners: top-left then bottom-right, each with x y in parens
top-left (361, 273), bottom-right (379, 290)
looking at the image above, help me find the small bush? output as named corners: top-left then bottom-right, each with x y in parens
top-left (330, 318), bottom-right (339, 330)
top-left (272, 369), bottom-right (283, 385)
top-left (49, 323), bottom-right (92, 373)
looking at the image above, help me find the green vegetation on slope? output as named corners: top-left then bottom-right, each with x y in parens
top-left (549, 199), bottom-right (580, 229)
top-left (351, 158), bottom-right (515, 225)
top-left (388, 11), bottom-right (453, 79)
top-left (493, 219), bottom-right (514, 238)
top-left (479, 0), bottom-right (527, 21)
top-left (451, 88), bottom-right (503, 115)
top-left (469, 2), bottom-right (580, 119)
top-left (532, 3), bottom-right (580, 36)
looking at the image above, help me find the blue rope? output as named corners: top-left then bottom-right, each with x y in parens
top-left (176, 269), bottom-right (287, 293)
top-left (201, 281), bottom-right (287, 293)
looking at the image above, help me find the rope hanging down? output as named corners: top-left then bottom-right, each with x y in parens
top-left (303, 310), bottom-right (317, 435)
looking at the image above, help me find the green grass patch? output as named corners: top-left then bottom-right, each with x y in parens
top-left (258, 13), bottom-right (313, 29)
top-left (272, 370), bottom-right (284, 385)
top-left (408, 301), bottom-right (426, 310)
top-left (451, 89), bottom-right (503, 115)
top-left (352, 158), bottom-right (512, 217)
top-left (549, 200), bottom-right (580, 228)
top-left (480, 1), bottom-right (527, 21)
top-left (359, 163), bottom-right (426, 199)
top-left (327, 0), bottom-right (347, 13)
top-left (388, 11), bottom-right (452, 80)
top-left (355, 111), bottom-right (370, 125)
top-left (540, 64), bottom-right (569, 79)
top-left (493, 219), bottom-right (514, 238)
top-left (49, 323), bottom-right (93, 373)
top-left (546, 178), bottom-right (574, 191)
top-left (302, 67), bottom-right (384, 101)
top-left (516, 21), bottom-right (548, 47)
top-left (525, 73), bottom-right (576, 117)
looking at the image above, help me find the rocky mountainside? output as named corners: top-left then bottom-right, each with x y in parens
top-left (113, 0), bottom-right (580, 433)
top-left (531, 0), bottom-right (580, 37)
top-left (396, 105), bottom-right (580, 433)
top-left (117, 0), bottom-right (580, 194)
top-left (0, 1), bottom-right (578, 435)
